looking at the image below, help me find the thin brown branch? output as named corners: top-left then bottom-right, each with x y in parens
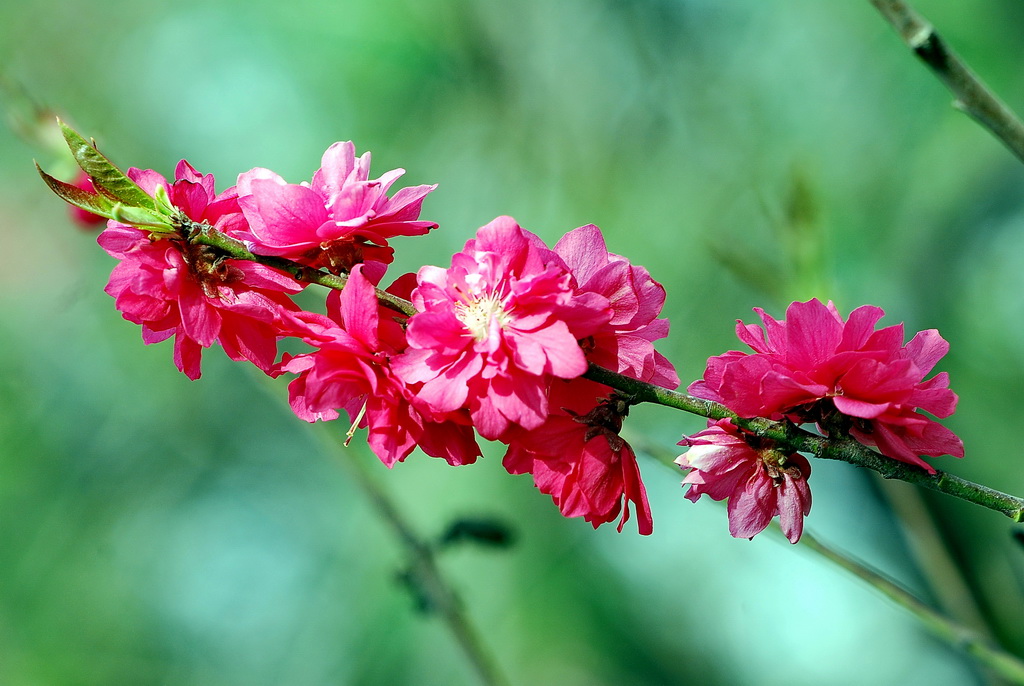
top-left (870, 0), bottom-right (1024, 163)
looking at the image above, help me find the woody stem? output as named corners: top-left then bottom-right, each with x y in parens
top-left (183, 221), bottom-right (415, 317)
top-left (184, 224), bottom-right (1024, 523)
top-left (798, 532), bottom-right (1024, 684)
top-left (582, 364), bottom-right (1024, 522)
top-left (869, 0), bottom-right (1024, 163)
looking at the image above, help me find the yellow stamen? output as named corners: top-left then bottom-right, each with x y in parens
top-left (345, 399), bottom-right (369, 446)
top-left (454, 292), bottom-right (512, 341)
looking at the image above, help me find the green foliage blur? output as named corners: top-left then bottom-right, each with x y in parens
top-left (3, 1), bottom-right (1024, 684)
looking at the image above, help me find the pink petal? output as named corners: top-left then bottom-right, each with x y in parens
top-left (783, 299), bottom-right (843, 370)
top-left (245, 179), bottom-right (328, 249)
top-left (904, 329), bottom-right (949, 377)
top-left (837, 305), bottom-right (886, 352)
top-left (832, 395), bottom-right (891, 419)
top-left (727, 471), bottom-right (776, 540)
top-left (339, 265), bottom-right (380, 349)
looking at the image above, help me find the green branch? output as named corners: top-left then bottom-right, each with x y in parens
top-left (870, 0), bottom-right (1024, 163)
top-left (136, 222), bottom-right (1024, 523)
top-left (636, 442), bottom-right (1024, 685)
top-left (583, 364), bottom-right (1024, 522)
top-left (180, 220), bottom-right (416, 317)
top-left (246, 370), bottom-right (511, 686)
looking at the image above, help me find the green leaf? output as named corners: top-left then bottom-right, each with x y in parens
top-left (153, 183), bottom-right (176, 215)
top-left (35, 162), bottom-right (116, 218)
top-left (110, 204), bottom-right (175, 231)
top-left (58, 118), bottom-right (158, 211)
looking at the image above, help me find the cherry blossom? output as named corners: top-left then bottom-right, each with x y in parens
top-left (689, 299), bottom-right (963, 472)
top-left (502, 379), bottom-right (652, 534)
top-left (497, 224), bottom-right (678, 533)
top-left (235, 141), bottom-right (436, 280)
top-left (677, 419), bottom-right (811, 543)
top-left (278, 265), bottom-right (481, 467)
top-left (554, 223), bottom-right (679, 388)
top-left (45, 123), bottom-right (988, 545)
top-left (393, 216), bottom-right (610, 440)
top-left (99, 161), bottom-right (302, 379)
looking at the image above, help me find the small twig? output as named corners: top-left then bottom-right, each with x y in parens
top-left (583, 364), bottom-right (1024, 522)
top-left (261, 401), bottom-right (508, 686)
top-left (241, 370), bottom-right (510, 686)
top-left (319, 427), bottom-right (511, 686)
top-left (876, 480), bottom-right (994, 638)
top-left (185, 221), bottom-right (416, 317)
top-left (870, 0), bottom-right (1024, 164)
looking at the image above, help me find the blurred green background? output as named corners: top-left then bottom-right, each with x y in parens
top-left (3, 1), bottom-right (1024, 684)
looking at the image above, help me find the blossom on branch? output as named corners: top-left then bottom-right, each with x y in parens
top-left (689, 299), bottom-right (964, 473)
top-left (554, 223), bottom-right (679, 388)
top-left (393, 216), bottom-right (611, 440)
top-left (43, 122), bottom-right (1024, 546)
top-left (99, 161), bottom-right (302, 379)
top-left (497, 227), bottom-right (677, 534)
top-left (677, 419), bottom-right (811, 543)
top-left (235, 142), bottom-right (437, 280)
top-left (278, 265), bottom-right (481, 467)
top-left (503, 379), bottom-right (653, 534)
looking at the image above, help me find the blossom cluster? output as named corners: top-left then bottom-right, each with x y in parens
top-left (676, 299), bottom-right (964, 542)
top-left (53, 129), bottom-right (965, 542)
top-left (95, 144), bottom-right (678, 534)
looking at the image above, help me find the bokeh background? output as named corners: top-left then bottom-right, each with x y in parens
top-left (3, 1), bottom-right (1024, 684)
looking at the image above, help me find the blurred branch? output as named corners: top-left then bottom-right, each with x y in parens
top-left (799, 533), bottom-right (1024, 685)
top-left (877, 480), bottom-right (995, 638)
top-left (0, 74), bottom-right (58, 151)
top-left (869, 0), bottom-right (1024, 164)
top-left (314, 424), bottom-right (511, 686)
top-left (635, 438), bottom-right (1024, 683)
top-left (247, 371), bottom-right (511, 686)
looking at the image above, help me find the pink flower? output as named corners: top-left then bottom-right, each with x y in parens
top-left (689, 299), bottom-right (963, 473)
top-left (554, 224), bottom-right (679, 388)
top-left (131, 160), bottom-right (249, 236)
top-left (99, 162), bottom-right (302, 379)
top-left (235, 142), bottom-right (436, 278)
top-left (677, 419), bottom-right (811, 543)
top-left (393, 216), bottom-right (610, 440)
top-left (278, 265), bottom-right (481, 467)
top-left (502, 379), bottom-right (652, 534)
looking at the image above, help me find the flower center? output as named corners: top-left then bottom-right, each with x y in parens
top-left (759, 448), bottom-right (804, 486)
top-left (455, 292), bottom-right (512, 341)
top-left (180, 241), bottom-right (244, 298)
top-left (570, 394), bottom-right (631, 452)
